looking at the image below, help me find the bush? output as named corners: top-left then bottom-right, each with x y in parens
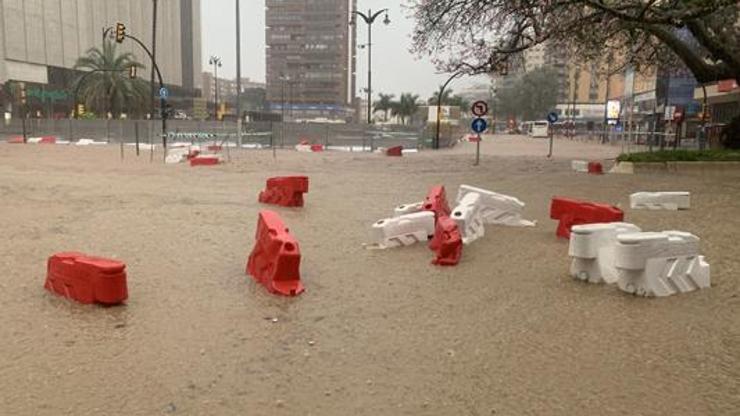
top-left (617, 149), bottom-right (740, 163)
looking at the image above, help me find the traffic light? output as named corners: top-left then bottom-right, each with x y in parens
top-left (77, 103), bottom-right (85, 116)
top-left (18, 82), bottom-right (27, 105)
top-left (115, 23), bottom-right (126, 43)
top-left (128, 65), bottom-right (137, 79)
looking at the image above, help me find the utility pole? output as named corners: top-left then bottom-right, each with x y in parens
top-left (209, 56), bottom-right (222, 120)
top-left (236, 0), bottom-right (242, 147)
top-left (150, 0), bottom-right (158, 119)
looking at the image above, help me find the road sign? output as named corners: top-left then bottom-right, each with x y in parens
top-left (471, 101), bottom-right (489, 117)
top-left (664, 105), bottom-right (675, 121)
top-left (547, 112), bottom-right (558, 124)
top-left (159, 87), bottom-right (169, 99)
top-left (471, 118), bottom-right (488, 133)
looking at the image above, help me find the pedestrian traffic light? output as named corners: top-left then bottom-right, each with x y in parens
top-left (128, 65), bottom-right (137, 79)
top-left (115, 23), bottom-right (126, 43)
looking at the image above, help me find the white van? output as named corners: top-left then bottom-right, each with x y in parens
top-left (529, 121), bottom-right (549, 138)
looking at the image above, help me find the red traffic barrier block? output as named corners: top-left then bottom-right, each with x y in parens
top-left (39, 136), bottom-right (57, 144)
top-left (44, 252), bottom-right (128, 305)
top-left (259, 176), bottom-right (309, 208)
top-left (190, 155), bottom-right (220, 166)
top-left (428, 215), bottom-right (463, 266)
top-left (386, 146), bottom-right (403, 157)
top-left (246, 210), bottom-right (304, 296)
top-left (588, 162), bottom-right (604, 175)
top-left (7, 136), bottom-right (24, 144)
top-left (423, 185), bottom-right (451, 221)
top-left (207, 145), bottom-right (222, 152)
top-left (310, 144), bottom-right (324, 152)
top-left (550, 197), bottom-right (624, 239)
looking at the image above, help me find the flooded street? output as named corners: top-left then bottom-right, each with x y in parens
top-left (1, 138), bottom-right (739, 415)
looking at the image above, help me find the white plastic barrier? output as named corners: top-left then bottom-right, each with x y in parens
top-left (571, 160), bottom-right (589, 173)
top-left (614, 231), bottom-right (710, 297)
top-left (456, 185), bottom-right (536, 227)
top-left (75, 139), bottom-right (107, 146)
top-left (369, 211), bottom-right (435, 249)
top-left (394, 202), bottom-right (423, 217)
top-left (630, 192), bottom-right (690, 211)
top-left (451, 192), bottom-right (485, 244)
top-left (165, 148), bottom-right (190, 164)
top-left (27, 137), bottom-right (42, 144)
top-left (569, 222), bottom-right (642, 284)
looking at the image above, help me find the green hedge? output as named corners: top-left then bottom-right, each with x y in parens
top-left (617, 150), bottom-right (740, 163)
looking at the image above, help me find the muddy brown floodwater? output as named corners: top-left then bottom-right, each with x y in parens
top-left (0, 137), bottom-right (739, 415)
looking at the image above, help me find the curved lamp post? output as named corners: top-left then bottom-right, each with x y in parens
top-left (434, 71), bottom-right (464, 150)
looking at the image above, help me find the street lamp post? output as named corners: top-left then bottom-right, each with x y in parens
top-left (351, 8), bottom-right (390, 125)
top-left (235, 0), bottom-right (243, 147)
top-left (209, 56), bottom-right (222, 120)
top-left (435, 71), bottom-right (463, 150)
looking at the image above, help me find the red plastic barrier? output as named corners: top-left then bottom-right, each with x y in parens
top-left (259, 176), bottom-right (309, 207)
top-left (423, 185), bottom-right (451, 221)
top-left (310, 144), bottom-right (324, 152)
top-left (588, 162), bottom-right (604, 175)
top-left (190, 155), bottom-right (220, 166)
top-left (246, 210), bottom-right (304, 296)
top-left (39, 136), bottom-right (57, 144)
top-left (550, 197), bottom-right (624, 239)
top-left (428, 215), bottom-right (463, 266)
top-left (187, 149), bottom-right (201, 160)
top-left (44, 252), bottom-right (128, 305)
top-left (7, 136), bottom-right (24, 144)
top-left (207, 145), bottom-right (222, 152)
top-left (386, 146), bottom-right (403, 157)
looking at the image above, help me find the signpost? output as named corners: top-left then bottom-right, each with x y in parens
top-left (547, 111), bottom-right (558, 158)
top-left (159, 87), bottom-right (169, 100)
top-left (471, 117), bottom-right (487, 166)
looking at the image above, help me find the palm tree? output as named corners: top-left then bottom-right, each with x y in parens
top-left (428, 87), bottom-right (469, 110)
top-left (73, 41), bottom-right (148, 118)
top-left (373, 93), bottom-right (395, 121)
top-left (392, 93), bottom-right (420, 125)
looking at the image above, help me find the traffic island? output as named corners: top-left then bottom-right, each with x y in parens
top-left (611, 150), bottom-right (740, 174)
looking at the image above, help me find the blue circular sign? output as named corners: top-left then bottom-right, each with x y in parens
top-left (547, 112), bottom-right (558, 123)
top-left (471, 118), bottom-right (488, 134)
top-left (159, 87), bottom-right (169, 99)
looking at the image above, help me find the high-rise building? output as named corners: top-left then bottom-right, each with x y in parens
top-left (0, 0), bottom-right (201, 114)
top-left (265, 0), bottom-right (355, 121)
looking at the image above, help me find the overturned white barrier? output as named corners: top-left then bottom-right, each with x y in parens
top-left (369, 211), bottom-right (435, 249)
top-left (456, 185), bottom-right (536, 227)
top-left (630, 192), bottom-right (690, 211)
top-left (394, 202), bottom-right (423, 217)
top-left (571, 160), bottom-right (589, 173)
top-left (614, 231), bottom-right (710, 297)
top-left (569, 222), bottom-right (642, 284)
top-left (451, 193), bottom-right (486, 245)
top-left (27, 137), bottom-right (43, 144)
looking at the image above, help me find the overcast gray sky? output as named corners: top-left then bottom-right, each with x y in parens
top-left (201, 0), bottom-right (487, 100)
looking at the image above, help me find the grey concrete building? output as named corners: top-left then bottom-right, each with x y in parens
top-left (265, 0), bottom-right (356, 121)
top-left (0, 0), bottom-right (201, 93)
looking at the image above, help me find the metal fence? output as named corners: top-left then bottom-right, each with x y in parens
top-left (0, 118), bottom-right (441, 150)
